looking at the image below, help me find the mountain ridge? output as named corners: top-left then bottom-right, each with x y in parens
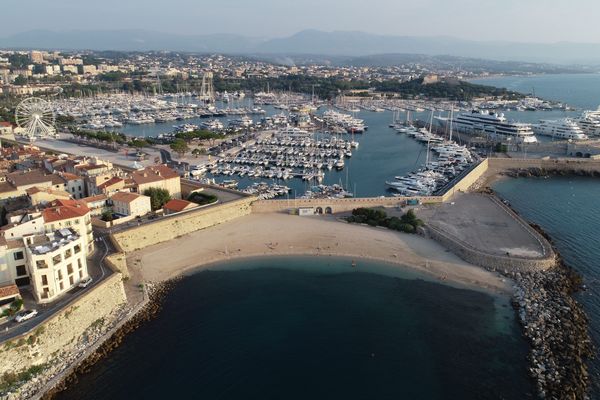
top-left (2, 29), bottom-right (600, 65)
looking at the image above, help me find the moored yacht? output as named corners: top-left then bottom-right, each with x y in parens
top-left (532, 119), bottom-right (588, 140)
top-left (436, 110), bottom-right (538, 143)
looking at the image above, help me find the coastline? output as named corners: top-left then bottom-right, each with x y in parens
top-left (127, 212), bottom-right (513, 296)
top-left (33, 214), bottom-right (516, 399)
top-left (475, 173), bottom-right (594, 398)
top-left (29, 198), bottom-right (593, 399)
top-left (37, 280), bottom-right (172, 400)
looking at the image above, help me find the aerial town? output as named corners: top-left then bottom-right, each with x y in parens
top-left (0, 44), bottom-right (598, 400)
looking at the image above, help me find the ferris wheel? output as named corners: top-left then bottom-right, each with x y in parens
top-left (15, 97), bottom-right (56, 140)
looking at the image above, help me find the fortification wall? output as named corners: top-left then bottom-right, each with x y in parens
top-left (426, 225), bottom-right (556, 273)
top-left (488, 157), bottom-right (600, 174)
top-left (441, 158), bottom-right (489, 201)
top-left (112, 197), bottom-right (254, 252)
top-left (105, 253), bottom-right (129, 279)
top-left (251, 195), bottom-right (443, 214)
top-left (0, 273), bottom-right (127, 380)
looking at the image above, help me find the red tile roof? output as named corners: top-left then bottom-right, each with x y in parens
top-left (111, 192), bottom-right (144, 204)
top-left (0, 283), bottom-right (19, 299)
top-left (82, 194), bottom-right (108, 204)
top-left (42, 199), bottom-right (90, 223)
top-left (164, 199), bottom-right (196, 213)
top-left (131, 165), bottom-right (179, 186)
top-left (97, 176), bottom-right (124, 190)
top-left (60, 172), bottom-right (81, 181)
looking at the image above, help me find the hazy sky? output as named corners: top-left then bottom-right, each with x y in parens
top-left (2, 0), bottom-right (599, 43)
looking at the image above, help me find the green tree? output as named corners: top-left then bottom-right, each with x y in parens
top-left (101, 209), bottom-right (114, 222)
top-left (144, 188), bottom-right (171, 210)
top-left (13, 75), bottom-right (28, 86)
top-left (170, 139), bottom-right (189, 157)
top-left (130, 139), bottom-right (148, 149)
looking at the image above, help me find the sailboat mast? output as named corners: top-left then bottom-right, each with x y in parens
top-left (449, 106), bottom-right (454, 142)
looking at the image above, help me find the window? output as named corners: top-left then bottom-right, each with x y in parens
top-left (52, 254), bottom-right (61, 265)
top-left (67, 263), bottom-right (73, 274)
top-left (65, 248), bottom-right (72, 259)
top-left (79, 270), bottom-right (83, 279)
top-left (69, 276), bottom-right (74, 285)
top-left (41, 274), bottom-right (48, 286)
top-left (77, 258), bottom-right (82, 269)
top-left (78, 185), bottom-right (81, 191)
top-left (13, 251), bottom-right (24, 261)
top-left (74, 244), bottom-right (81, 254)
top-left (15, 265), bottom-right (27, 276)
top-left (57, 270), bottom-right (63, 280)
top-left (36, 260), bottom-right (48, 269)
top-left (59, 281), bottom-right (64, 291)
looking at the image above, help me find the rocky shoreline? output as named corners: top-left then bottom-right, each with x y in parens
top-left (492, 195), bottom-right (594, 399)
top-left (24, 196), bottom-right (593, 400)
top-left (39, 279), bottom-right (179, 400)
top-left (504, 167), bottom-right (600, 179)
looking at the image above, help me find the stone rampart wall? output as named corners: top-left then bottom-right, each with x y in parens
top-left (426, 225), bottom-right (556, 273)
top-left (112, 197), bottom-right (254, 252)
top-left (0, 273), bottom-right (127, 377)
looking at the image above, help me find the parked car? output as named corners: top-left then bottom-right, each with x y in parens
top-left (15, 309), bottom-right (38, 323)
top-left (78, 277), bottom-right (93, 288)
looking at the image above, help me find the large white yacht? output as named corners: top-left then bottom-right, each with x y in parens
top-left (532, 119), bottom-right (588, 140)
top-left (436, 110), bottom-right (538, 143)
top-left (574, 109), bottom-right (600, 137)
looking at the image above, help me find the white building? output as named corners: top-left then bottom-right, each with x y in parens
top-left (110, 192), bottom-right (151, 217)
top-left (0, 199), bottom-right (93, 303)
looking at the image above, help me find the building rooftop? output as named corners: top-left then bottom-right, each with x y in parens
top-left (0, 283), bottom-right (19, 300)
top-left (131, 165), bottom-right (179, 186)
top-left (164, 199), bottom-right (196, 213)
top-left (42, 199), bottom-right (90, 223)
top-left (111, 191), bottom-right (145, 204)
top-left (6, 169), bottom-right (65, 189)
top-left (26, 186), bottom-right (71, 198)
top-left (97, 176), bottom-right (124, 190)
top-left (29, 228), bottom-right (80, 255)
top-left (82, 194), bottom-right (108, 204)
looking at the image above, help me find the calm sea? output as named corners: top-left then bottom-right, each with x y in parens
top-left (494, 177), bottom-right (600, 395)
top-left (470, 73), bottom-right (600, 110)
top-left (56, 257), bottom-right (533, 400)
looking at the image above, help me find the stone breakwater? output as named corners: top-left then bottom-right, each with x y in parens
top-left (40, 279), bottom-right (180, 400)
top-left (505, 217), bottom-right (593, 400)
top-left (504, 167), bottom-right (600, 179)
top-left (510, 261), bottom-right (592, 400)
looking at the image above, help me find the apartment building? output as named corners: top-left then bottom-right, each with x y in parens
top-left (0, 200), bottom-right (93, 303)
top-left (110, 192), bottom-right (151, 217)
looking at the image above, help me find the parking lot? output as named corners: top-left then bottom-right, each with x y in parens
top-left (420, 193), bottom-right (546, 258)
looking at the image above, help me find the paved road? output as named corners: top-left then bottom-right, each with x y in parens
top-left (0, 237), bottom-right (112, 342)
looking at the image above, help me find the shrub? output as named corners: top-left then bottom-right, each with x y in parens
top-left (144, 188), bottom-right (171, 210)
top-left (187, 192), bottom-right (217, 205)
top-left (399, 223), bottom-right (416, 233)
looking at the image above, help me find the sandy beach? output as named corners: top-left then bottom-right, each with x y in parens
top-left (128, 213), bottom-right (513, 295)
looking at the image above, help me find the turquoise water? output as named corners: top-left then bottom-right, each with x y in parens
top-left (494, 177), bottom-right (600, 395)
top-left (56, 257), bottom-right (533, 400)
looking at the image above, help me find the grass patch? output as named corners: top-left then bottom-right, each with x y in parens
top-left (0, 364), bottom-right (48, 393)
